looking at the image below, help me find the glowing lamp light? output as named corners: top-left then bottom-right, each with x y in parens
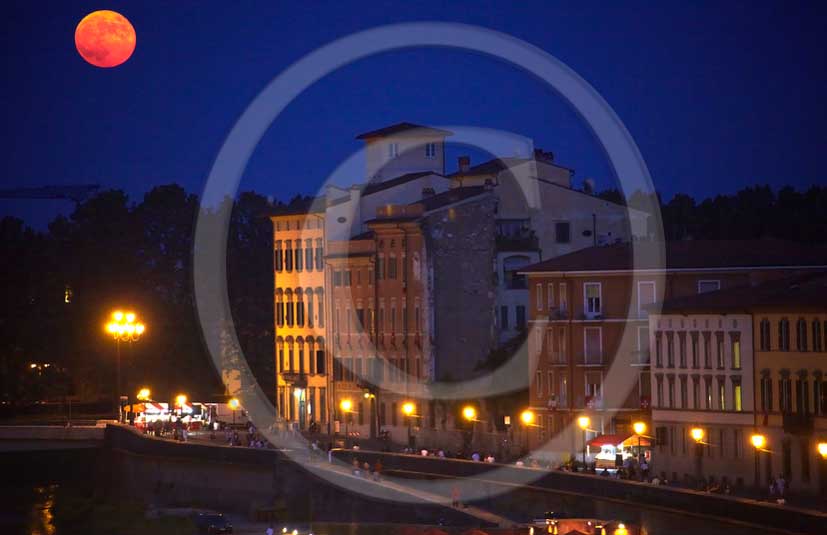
top-left (113, 311), bottom-right (124, 322)
top-left (520, 409), bottom-right (535, 425)
top-left (633, 421), bottom-right (646, 435)
top-left (176, 394), bottom-right (187, 406)
top-left (228, 398), bottom-right (240, 410)
top-left (462, 405), bottom-right (477, 421)
top-left (137, 388), bottom-right (150, 401)
top-left (340, 399), bottom-right (352, 412)
top-left (402, 402), bottom-right (415, 416)
top-left (125, 312), bottom-right (136, 323)
top-left (750, 434), bottom-right (766, 450)
top-left (136, 323), bottom-right (145, 335)
top-left (577, 416), bottom-right (590, 430)
top-left (817, 442), bottom-right (827, 459)
top-left (691, 427), bottom-right (704, 442)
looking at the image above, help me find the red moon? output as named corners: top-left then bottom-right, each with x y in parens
top-left (75, 10), bottom-right (136, 68)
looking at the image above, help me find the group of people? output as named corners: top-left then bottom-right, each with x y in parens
top-left (350, 457), bottom-right (383, 481)
top-left (143, 417), bottom-right (189, 441)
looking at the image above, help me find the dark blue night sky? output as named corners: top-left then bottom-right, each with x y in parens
top-left (2, 1), bottom-right (826, 227)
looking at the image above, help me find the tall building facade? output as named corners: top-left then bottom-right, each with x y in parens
top-left (271, 207), bottom-right (328, 430)
top-left (649, 273), bottom-right (827, 494)
top-left (522, 240), bottom-right (827, 463)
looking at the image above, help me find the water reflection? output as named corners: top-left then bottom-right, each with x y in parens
top-left (28, 485), bottom-right (56, 535)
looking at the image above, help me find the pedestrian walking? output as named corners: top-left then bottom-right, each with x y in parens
top-left (266, 525), bottom-right (274, 535)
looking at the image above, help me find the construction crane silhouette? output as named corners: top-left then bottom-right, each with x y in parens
top-left (0, 184), bottom-right (100, 205)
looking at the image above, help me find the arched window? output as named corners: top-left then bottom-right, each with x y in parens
top-left (759, 318), bottom-right (771, 351)
top-left (779, 318), bottom-right (790, 351)
top-left (275, 289), bottom-right (284, 327)
top-left (276, 337), bottom-right (285, 372)
top-left (295, 289), bottom-right (305, 327)
top-left (285, 290), bottom-right (294, 327)
top-left (316, 288), bottom-right (325, 328)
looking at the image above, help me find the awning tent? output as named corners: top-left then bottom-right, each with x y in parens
top-left (588, 433), bottom-right (652, 448)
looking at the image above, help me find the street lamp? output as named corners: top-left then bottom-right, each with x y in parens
top-left (402, 402), bottom-right (416, 449)
top-left (818, 442), bottom-right (827, 460)
top-left (340, 398), bottom-right (353, 447)
top-left (462, 405), bottom-right (477, 451)
top-left (750, 433), bottom-right (766, 491)
top-left (520, 409), bottom-right (535, 425)
top-left (228, 397), bottom-right (240, 426)
top-left (690, 427), bottom-right (705, 482)
top-left (633, 421), bottom-right (646, 462)
top-left (578, 416), bottom-right (591, 467)
top-left (105, 309), bottom-right (146, 422)
top-left (137, 388), bottom-right (151, 401)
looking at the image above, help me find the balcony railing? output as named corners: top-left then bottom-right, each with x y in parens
top-left (495, 232), bottom-right (540, 251)
top-left (280, 372), bottom-right (307, 388)
top-left (782, 412), bottom-right (813, 435)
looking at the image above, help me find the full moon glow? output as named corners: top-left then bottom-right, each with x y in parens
top-left (75, 10), bottom-right (136, 68)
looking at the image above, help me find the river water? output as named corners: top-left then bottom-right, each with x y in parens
top-left (0, 449), bottom-right (791, 535)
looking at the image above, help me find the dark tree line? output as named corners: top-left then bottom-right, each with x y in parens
top-left (0, 184), bottom-right (314, 407)
top-left (1, 183), bottom-right (824, 407)
top-left (598, 184), bottom-right (827, 243)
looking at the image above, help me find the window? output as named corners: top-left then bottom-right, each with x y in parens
top-left (704, 377), bottom-right (713, 409)
top-left (315, 239), bottom-right (324, 270)
top-left (503, 255), bottom-right (530, 289)
top-left (666, 332), bottom-right (675, 367)
top-left (388, 142), bottom-right (399, 158)
top-left (516, 306), bottom-right (526, 330)
top-left (680, 376), bottom-right (688, 408)
top-left (779, 377), bottom-right (792, 413)
top-left (654, 332), bottom-right (663, 367)
top-left (655, 375), bottom-right (664, 407)
top-left (377, 255), bottom-right (385, 279)
top-left (718, 379), bottom-right (726, 411)
top-left (305, 239), bottom-right (313, 271)
top-left (797, 318), bottom-right (808, 351)
top-left (555, 221), bottom-right (571, 243)
top-left (638, 281), bottom-right (656, 318)
top-left (425, 142), bottom-right (436, 158)
top-left (333, 270), bottom-right (342, 287)
top-left (584, 283), bottom-right (601, 316)
top-left (284, 241), bottom-right (293, 271)
top-left (558, 327), bottom-right (567, 363)
top-left (692, 376), bottom-right (700, 409)
top-left (535, 370), bottom-right (543, 398)
top-left (295, 242), bottom-right (303, 271)
top-left (779, 318), bottom-right (790, 351)
top-left (536, 284), bottom-right (543, 311)
top-left (698, 280), bottom-right (720, 294)
top-left (547, 283), bottom-right (554, 310)
top-left (732, 377), bottom-right (743, 411)
top-left (274, 241), bottom-right (283, 271)
top-left (344, 270), bottom-right (352, 286)
top-left (317, 294), bottom-right (324, 327)
top-left (816, 380), bottom-right (825, 415)
top-left (760, 375), bottom-right (773, 412)
top-left (759, 319), bottom-right (771, 351)
top-left (387, 255), bottom-right (397, 279)
top-left (678, 332), bottom-right (687, 368)
top-left (319, 388), bottom-right (326, 423)
top-left (700, 332), bottom-right (711, 368)
top-left (307, 298), bottom-right (314, 327)
top-left (730, 333), bottom-right (741, 369)
top-left (500, 306), bottom-right (509, 330)
top-left (691, 332), bottom-right (699, 368)
top-left (584, 327), bottom-right (602, 364)
top-left (668, 376), bottom-right (675, 408)
top-left (558, 373), bottom-right (568, 407)
top-left (585, 371), bottom-right (602, 406)
top-left (637, 326), bottom-right (650, 364)
top-left (715, 332), bottom-right (725, 369)
top-left (558, 283), bottom-right (568, 313)
top-left (813, 320), bottom-right (823, 352)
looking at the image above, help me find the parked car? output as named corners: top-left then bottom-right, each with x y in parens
top-left (193, 512), bottom-right (233, 534)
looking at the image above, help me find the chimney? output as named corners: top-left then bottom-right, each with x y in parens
top-left (421, 187), bottom-right (435, 198)
top-left (458, 156), bottom-right (470, 174)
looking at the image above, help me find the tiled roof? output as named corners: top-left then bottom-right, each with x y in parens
top-left (416, 186), bottom-right (489, 212)
top-left (522, 240), bottom-right (827, 273)
top-left (267, 198), bottom-right (326, 217)
top-left (655, 271), bottom-right (827, 313)
top-left (362, 172), bottom-right (443, 196)
top-left (448, 157), bottom-right (531, 177)
top-left (355, 122), bottom-right (453, 140)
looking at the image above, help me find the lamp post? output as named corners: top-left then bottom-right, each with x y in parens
top-left (750, 433), bottom-right (767, 491)
top-left (691, 427), bottom-right (705, 482)
top-left (520, 409), bottom-right (535, 451)
top-left (402, 402), bottom-right (416, 449)
top-left (105, 310), bottom-right (146, 422)
top-left (578, 416), bottom-right (591, 467)
top-left (633, 421), bottom-right (646, 462)
top-left (228, 397), bottom-right (240, 426)
top-left (340, 398), bottom-right (352, 448)
top-left (462, 405), bottom-right (477, 451)
top-left (137, 388), bottom-right (151, 401)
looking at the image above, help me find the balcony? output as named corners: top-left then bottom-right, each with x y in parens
top-left (782, 412), bottom-right (813, 435)
top-left (495, 231), bottom-right (539, 252)
top-left (280, 372), bottom-right (307, 388)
